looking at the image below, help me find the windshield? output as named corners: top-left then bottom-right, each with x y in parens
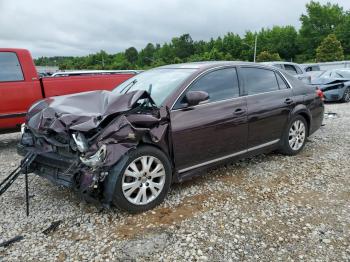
top-left (333, 70), bottom-right (350, 78)
top-left (308, 71), bottom-right (325, 78)
top-left (113, 68), bottom-right (196, 106)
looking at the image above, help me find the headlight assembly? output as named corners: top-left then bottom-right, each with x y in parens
top-left (80, 145), bottom-right (107, 167)
top-left (72, 132), bottom-right (89, 153)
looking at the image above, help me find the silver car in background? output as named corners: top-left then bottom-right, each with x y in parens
top-left (308, 69), bottom-right (350, 102)
top-left (261, 62), bottom-right (311, 84)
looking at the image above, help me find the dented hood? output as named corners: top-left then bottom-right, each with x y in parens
top-left (310, 78), bottom-right (350, 85)
top-left (26, 90), bottom-right (155, 133)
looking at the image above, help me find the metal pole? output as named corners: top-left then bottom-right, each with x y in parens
top-left (25, 167), bottom-right (29, 216)
top-left (253, 34), bottom-right (257, 63)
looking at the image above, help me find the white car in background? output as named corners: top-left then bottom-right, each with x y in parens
top-left (261, 62), bottom-right (311, 84)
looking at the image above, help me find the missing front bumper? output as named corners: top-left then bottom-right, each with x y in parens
top-left (17, 144), bottom-right (78, 188)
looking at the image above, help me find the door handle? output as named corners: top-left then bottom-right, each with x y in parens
top-left (233, 108), bottom-right (246, 115)
top-left (284, 98), bottom-right (293, 105)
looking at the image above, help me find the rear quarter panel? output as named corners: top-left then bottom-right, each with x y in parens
top-left (284, 74), bottom-right (324, 135)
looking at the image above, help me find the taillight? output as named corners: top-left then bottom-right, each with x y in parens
top-left (316, 87), bottom-right (324, 101)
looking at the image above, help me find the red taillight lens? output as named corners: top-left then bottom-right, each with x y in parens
top-left (316, 87), bottom-right (324, 101)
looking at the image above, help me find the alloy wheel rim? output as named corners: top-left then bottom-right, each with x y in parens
top-left (122, 156), bottom-right (165, 205)
top-left (288, 120), bottom-right (306, 151)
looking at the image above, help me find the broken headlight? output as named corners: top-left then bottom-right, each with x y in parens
top-left (72, 132), bottom-right (88, 153)
top-left (21, 130), bottom-right (34, 147)
top-left (80, 145), bottom-right (107, 167)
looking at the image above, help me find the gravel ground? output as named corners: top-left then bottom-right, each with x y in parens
top-left (0, 102), bottom-right (349, 261)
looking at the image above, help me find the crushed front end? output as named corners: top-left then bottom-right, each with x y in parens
top-left (18, 90), bottom-right (171, 206)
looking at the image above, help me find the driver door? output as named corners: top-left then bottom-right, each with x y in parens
top-left (170, 67), bottom-right (248, 172)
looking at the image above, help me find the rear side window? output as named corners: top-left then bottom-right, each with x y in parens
top-left (175, 67), bottom-right (239, 108)
top-left (276, 73), bottom-right (289, 89)
top-left (0, 52), bottom-right (24, 82)
top-left (284, 64), bottom-right (298, 75)
top-left (295, 65), bottom-right (303, 74)
top-left (273, 64), bottom-right (284, 69)
top-left (241, 67), bottom-right (279, 95)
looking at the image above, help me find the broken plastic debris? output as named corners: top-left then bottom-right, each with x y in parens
top-left (0, 236), bottom-right (24, 248)
top-left (42, 220), bottom-right (63, 235)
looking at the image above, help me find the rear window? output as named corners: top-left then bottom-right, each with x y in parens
top-left (0, 52), bottom-right (24, 82)
top-left (241, 67), bottom-right (279, 95)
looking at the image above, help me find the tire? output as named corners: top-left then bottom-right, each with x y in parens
top-left (279, 115), bottom-right (308, 156)
top-left (112, 145), bottom-right (172, 213)
top-left (341, 87), bottom-right (350, 102)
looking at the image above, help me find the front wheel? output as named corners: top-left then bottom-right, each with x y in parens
top-left (279, 116), bottom-right (308, 156)
top-left (112, 145), bottom-right (172, 213)
top-left (341, 87), bottom-right (350, 102)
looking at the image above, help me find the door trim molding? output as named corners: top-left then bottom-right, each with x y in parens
top-left (178, 139), bottom-right (280, 173)
top-left (0, 112), bottom-right (26, 119)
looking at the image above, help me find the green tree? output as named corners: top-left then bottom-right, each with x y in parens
top-left (299, 1), bottom-right (345, 59)
top-left (316, 34), bottom-right (344, 62)
top-left (256, 51), bottom-right (282, 62)
top-left (335, 12), bottom-right (350, 55)
top-left (138, 43), bottom-right (156, 66)
top-left (124, 47), bottom-right (138, 65)
top-left (257, 26), bottom-right (298, 60)
top-left (222, 33), bottom-right (243, 59)
top-left (171, 34), bottom-right (195, 60)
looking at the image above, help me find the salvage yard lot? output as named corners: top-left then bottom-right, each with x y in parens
top-left (0, 102), bottom-right (349, 261)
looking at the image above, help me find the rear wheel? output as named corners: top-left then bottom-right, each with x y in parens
top-left (112, 145), bottom-right (172, 213)
top-left (341, 87), bottom-right (350, 102)
top-left (280, 116), bottom-right (308, 155)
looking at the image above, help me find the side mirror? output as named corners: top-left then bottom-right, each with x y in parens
top-left (185, 91), bottom-right (209, 106)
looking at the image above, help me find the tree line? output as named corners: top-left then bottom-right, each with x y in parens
top-left (35, 1), bottom-right (350, 70)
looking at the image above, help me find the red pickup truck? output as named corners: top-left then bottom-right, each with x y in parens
top-left (0, 48), bottom-right (136, 134)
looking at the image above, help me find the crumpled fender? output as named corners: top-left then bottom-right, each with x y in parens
top-left (102, 154), bottom-right (129, 207)
top-left (27, 90), bottom-right (156, 134)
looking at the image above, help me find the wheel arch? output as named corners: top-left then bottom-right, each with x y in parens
top-left (290, 106), bottom-right (311, 136)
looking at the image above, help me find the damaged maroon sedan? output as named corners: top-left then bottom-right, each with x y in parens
top-left (18, 62), bottom-right (324, 213)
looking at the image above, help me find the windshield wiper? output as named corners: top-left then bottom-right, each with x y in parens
top-left (121, 79), bottom-right (137, 94)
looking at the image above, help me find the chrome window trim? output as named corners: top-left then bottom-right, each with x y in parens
top-left (277, 71), bottom-right (293, 88)
top-left (178, 139), bottom-right (280, 173)
top-left (171, 95), bottom-right (243, 112)
top-left (170, 65), bottom-right (293, 111)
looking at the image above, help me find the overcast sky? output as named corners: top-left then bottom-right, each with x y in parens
top-left (0, 0), bottom-right (349, 58)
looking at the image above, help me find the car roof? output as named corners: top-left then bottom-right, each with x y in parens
top-left (261, 61), bottom-right (298, 66)
top-left (156, 61), bottom-right (273, 70)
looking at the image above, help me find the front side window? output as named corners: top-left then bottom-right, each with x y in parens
top-left (241, 67), bottom-right (279, 95)
top-left (174, 68), bottom-right (239, 109)
top-left (0, 52), bottom-right (24, 82)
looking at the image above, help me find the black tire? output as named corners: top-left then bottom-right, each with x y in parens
top-left (112, 145), bottom-right (172, 213)
top-left (279, 115), bottom-right (308, 156)
top-left (341, 87), bottom-right (350, 102)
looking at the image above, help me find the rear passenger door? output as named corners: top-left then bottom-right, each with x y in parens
top-left (171, 67), bottom-right (248, 172)
top-left (239, 67), bottom-right (294, 148)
